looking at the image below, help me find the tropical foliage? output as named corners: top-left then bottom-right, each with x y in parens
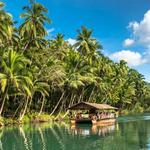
top-left (0, 1), bottom-right (149, 120)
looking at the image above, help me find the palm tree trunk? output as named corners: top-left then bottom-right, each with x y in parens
top-left (13, 99), bottom-right (23, 118)
top-left (78, 91), bottom-right (83, 103)
top-left (62, 95), bottom-right (75, 119)
top-left (19, 97), bottom-right (29, 121)
top-left (69, 93), bottom-right (76, 107)
top-left (88, 86), bottom-right (95, 102)
top-left (38, 96), bottom-right (45, 116)
top-left (23, 39), bottom-right (33, 53)
top-left (54, 92), bottom-right (70, 120)
top-left (54, 102), bottom-right (64, 120)
top-left (50, 91), bottom-right (65, 116)
top-left (0, 86), bottom-right (8, 116)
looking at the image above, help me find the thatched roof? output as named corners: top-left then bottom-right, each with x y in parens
top-left (68, 102), bottom-right (118, 110)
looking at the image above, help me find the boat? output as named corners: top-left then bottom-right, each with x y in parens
top-left (68, 101), bottom-right (118, 126)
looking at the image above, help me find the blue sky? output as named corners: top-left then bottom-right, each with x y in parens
top-left (3, 0), bottom-right (150, 82)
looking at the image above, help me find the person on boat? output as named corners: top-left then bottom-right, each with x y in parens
top-left (92, 115), bottom-right (97, 121)
top-left (96, 112), bottom-right (100, 119)
top-left (69, 111), bottom-right (73, 119)
top-left (76, 112), bottom-right (82, 119)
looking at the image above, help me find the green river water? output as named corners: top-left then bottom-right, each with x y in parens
top-left (1, 113), bottom-right (150, 150)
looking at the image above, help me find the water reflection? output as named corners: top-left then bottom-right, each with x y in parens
top-left (0, 114), bottom-right (150, 150)
top-left (19, 127), bottom-right (30, 150)
top-left (70, 124), bottom-right (117, 137)
top-left (38, 127), bottom-right (46, 150)
top-left (0, 127), bottom-right (3, 150)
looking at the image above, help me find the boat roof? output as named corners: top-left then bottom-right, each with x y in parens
top-left (68, 101), bottom-right (118, 110)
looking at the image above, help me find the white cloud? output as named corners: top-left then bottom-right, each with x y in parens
top-left (144, 47), bottom-right (150, 64)
top-left (123, 10), bottom-right (150, 65)
top-left (123, 38), bottom-right (135, 47)
top-left (128, 21), bottom-right (139, 33)
top-left (67, 38), bottom-right (76, 45)
top-left (110, 50), bottom-right (145, 66)
top-left (128, 10), bottom-right (150, 45)
top-left (47, 28), bottom-right (55, 35)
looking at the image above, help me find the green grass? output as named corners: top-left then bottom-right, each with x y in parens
top-left (0, 116), bottom-right (4, 126)
top-left (21, 112), bottom-right (53, 124)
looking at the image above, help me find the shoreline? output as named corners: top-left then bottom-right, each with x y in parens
top-left (0, 110), bottom-right (149, 127)
top-left (0, 113), bottom-right (70, 127)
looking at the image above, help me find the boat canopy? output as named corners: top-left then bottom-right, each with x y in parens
top-left (68, 102), bottom-right (118, 111)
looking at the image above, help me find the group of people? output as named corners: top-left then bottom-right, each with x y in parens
top-left (96, 112), bottom-right (115, 120)
top-left (71, 112), bottom-right (116, 120)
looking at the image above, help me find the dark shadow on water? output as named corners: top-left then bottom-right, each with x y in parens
top-left (76, 120), bottom-right (92, 124)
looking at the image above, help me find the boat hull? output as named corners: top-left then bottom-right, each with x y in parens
top-left (92, 118), bottom-right (116, 126)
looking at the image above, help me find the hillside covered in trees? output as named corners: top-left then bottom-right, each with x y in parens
top-left (0, 1), bottom-right (150, 121)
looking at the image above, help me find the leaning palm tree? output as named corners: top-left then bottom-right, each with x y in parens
top-left (19, 2), bottom-right (51, 50)
top-left (0, 49), bottom-right (32, 116)
top-left (19, 79), bottom-right (33, 121)
top-left (32, 80), bottom-right (49, 116)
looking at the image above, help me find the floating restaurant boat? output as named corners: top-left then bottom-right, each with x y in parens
top-left (68, 102), bottom-right (118, 126)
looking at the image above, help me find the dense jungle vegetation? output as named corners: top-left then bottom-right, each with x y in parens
top-left (0, 1), bottom-right (150, 122)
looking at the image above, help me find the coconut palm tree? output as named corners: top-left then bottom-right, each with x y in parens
top-left (49, 33), bottom-right (70, 60)
top-left (75, 26), bottom-right (102, 56)
top-left (19, 2), bottom-right (51, 50)
top-left (0, 2), bottom-right (13, 47)
top-left (0, 49), bottom-right (32, 116)
top-left (32, 80), bottom-right (49, 115)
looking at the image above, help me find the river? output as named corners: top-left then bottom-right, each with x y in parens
top-left (1, 113), bottom-right (150, 150)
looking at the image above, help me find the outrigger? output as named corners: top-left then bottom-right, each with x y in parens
top-left (68, 102), bottom-right (118, 126)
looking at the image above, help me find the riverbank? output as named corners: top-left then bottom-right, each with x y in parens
top-left (0, 112), bottom-right (71, 127)
top-left (0, 113), bottom-right (52, 126)
top-left (0, 108), bottom-right (149, 127)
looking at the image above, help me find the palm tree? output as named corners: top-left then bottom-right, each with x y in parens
top-left (0, 49), bottom-right (32, 116)
top-left (0, 2), bottom-right (13, 47)
top-left (19, 2), bottom-right (51, 50)
top-left (75, 26), bottom-right (102, 56)
top-left (49, 33), bottom-right (69, 60)
top-left (63, 49), bottom-right (99, 106)
top-left (52, 34), bottom-right (67, 50)
top-left (128, 69), bottom-right (146, 106)
top-left (32, 80), bottom-right (49, 115)
top-left (19, 81), bottom-right (33, 121)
